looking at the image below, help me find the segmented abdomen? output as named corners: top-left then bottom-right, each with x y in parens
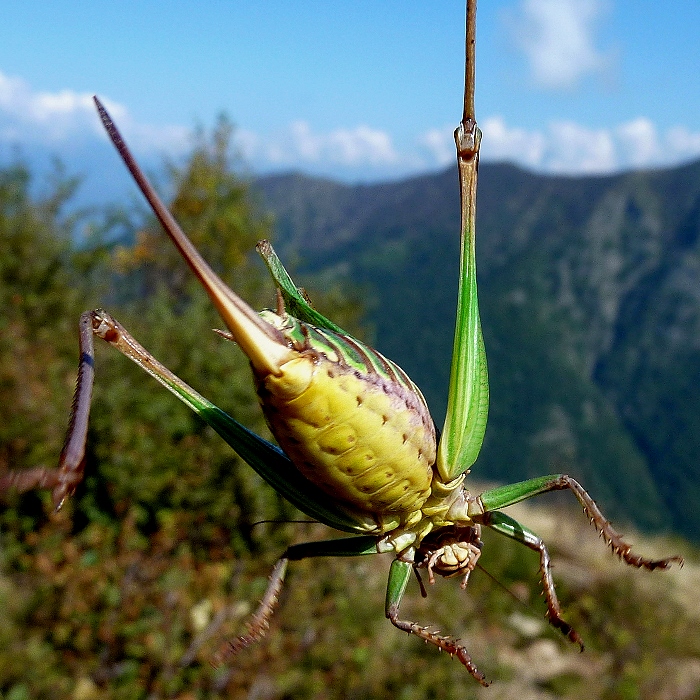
top-left (255, 313), bottom-right (436, 518)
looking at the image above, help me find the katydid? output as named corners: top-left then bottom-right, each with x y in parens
top-left (0, 1), bottom-right (683, 687)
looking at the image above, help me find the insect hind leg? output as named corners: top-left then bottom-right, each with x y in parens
top-left (0, 311), bottom-right (96, 510)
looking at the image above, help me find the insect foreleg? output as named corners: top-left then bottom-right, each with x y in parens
top-left (478, 475), bottom-right (684, 571)
top-left (479, 510), bottom-right (584, 650)
top-left (385, 558), bottom-right (490, 686)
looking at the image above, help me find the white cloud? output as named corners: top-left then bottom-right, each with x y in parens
top-left (481, 116), bottom-right (547, 168)
top-left (239, 120), bottom-right (401, 169)
top-left (510, 0), bottom-right (612, 89)
top-left (664, 126), bottom-right (700, 163)
top-left (616, 117), bottom-right (662, 168)
top-left (246, 115), bottom-right (700, 177)
top-left (3, 69), bottom-right (700, 183)
top-left (546, 121), bottom-right (616, 172)
top-left (421, 127), bottom-right (455, 166)
top-left (0, 70), bottom-right (404, 178)
top-left (0, 70), bottom-right (188, 154)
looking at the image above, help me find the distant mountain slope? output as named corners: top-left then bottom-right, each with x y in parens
top-left (255, 160), bottom-right (700, 540)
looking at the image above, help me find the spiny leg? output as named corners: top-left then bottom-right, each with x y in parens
top-left (479, 510), bottom-right (583, 649)
top-left (0, 311), bottom-right (96, 510)
top-left (214, 536), bottom-right (380, 665)
top-left (222, 531), bottom-right (490, 682)
top-left (1, 308), bottom-right (225, 509)
top-left (386, 558), bottom-right (490, 687)
top-left (551, 475), bottom-right (684, 570)
top-left (478, 474), bottom-right (684, 571)
top-left (212, 557), bottom-right (289, 666)
top-left (0, 308), bottom-right (188, 509)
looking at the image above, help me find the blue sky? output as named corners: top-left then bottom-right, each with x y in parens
top-left (2, 0), bottom-right (700, 201)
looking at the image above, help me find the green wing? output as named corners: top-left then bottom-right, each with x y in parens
top-left (256, 240), bottom-right (348, 335)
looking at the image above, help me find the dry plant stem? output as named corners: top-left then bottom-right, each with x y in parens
top-left (463, 0), bottom-right (477, 124)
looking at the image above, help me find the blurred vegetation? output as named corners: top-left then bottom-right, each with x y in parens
top-left (1, 131), bottom-right (699, 699)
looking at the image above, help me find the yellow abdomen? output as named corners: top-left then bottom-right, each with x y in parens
top-left (256, 349), bottom-right (436, 518)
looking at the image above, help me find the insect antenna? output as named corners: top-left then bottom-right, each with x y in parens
top-left (475, 562), bottom-right (529, 606)
top-left (250, 519), bottom-right (318, 530)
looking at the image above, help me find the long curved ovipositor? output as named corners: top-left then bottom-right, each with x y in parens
top-left (94, 97), bottom-right (436, 523)
top-left (94, 98), bottom-right (293, 379)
